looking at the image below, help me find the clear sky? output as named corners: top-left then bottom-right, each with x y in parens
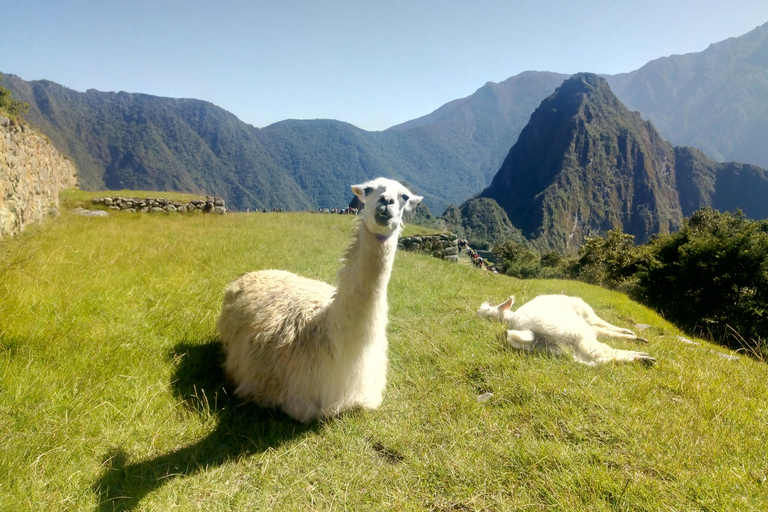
top-left (2, 1), bottom-right (767, 131)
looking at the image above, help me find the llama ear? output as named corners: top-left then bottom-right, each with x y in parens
top-left (499, 296), bottom-right (515, 311)
top-left (405, 194), bottom-right (423, 211)
top-left (352, 185), bottom-right (366, 201)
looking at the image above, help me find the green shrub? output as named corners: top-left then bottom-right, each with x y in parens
top-left (493, 240), bottom-right (542, 279)
top-left (573, 228), bottom-right (654, 292)
top-left (637, 208), bottom-right (768, 353)
top-left (0, 73), bottom-right (28, 120)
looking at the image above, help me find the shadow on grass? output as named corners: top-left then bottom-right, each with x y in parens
top-left (92, 339), bottom-right (317, 512)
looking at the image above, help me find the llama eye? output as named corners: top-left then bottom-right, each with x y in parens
top-left (364, 187), bottom-right (373, 196)
top-left (402, 194), bottom-right (410, 202)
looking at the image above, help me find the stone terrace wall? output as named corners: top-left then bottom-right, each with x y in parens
top-left (399, 233), bottom-right (459, 263)
top-left (0, 116), bottom-right (78, 240)
top-left (92, 195), bottom-right (226, 214)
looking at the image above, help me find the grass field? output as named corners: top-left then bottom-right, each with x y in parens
top-left (1, 192), bottom-right (767, 511)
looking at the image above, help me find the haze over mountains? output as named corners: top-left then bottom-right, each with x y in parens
top-left (3, 22), bottom-right (767, 222)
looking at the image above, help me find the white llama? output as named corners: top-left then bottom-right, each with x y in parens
top-left (218, 177), bottom-right (422, 422)
top-left (478, 295), bottom-right (655, 365)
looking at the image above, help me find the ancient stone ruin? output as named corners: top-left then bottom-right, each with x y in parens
top-left (398, 233), bottom-right (459, 262)
top-left (91, 195), bottom-right (226, 214)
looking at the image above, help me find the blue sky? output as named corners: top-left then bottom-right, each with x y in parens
top-left (2, 1), bottom-right (767, 131)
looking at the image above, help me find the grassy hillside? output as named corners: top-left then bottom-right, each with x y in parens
top-left (1, 193), bottom-right (766, 511)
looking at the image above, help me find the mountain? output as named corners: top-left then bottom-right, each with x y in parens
top-left (441, 198), bottom-right (528, 247)
top-left (388, 71), bottom-right (569, 183)
top-left (1, 70), bottom-right (569, 214)
top-left (2, 74), bottom-right (535, 214)
top-left (1, 77), bottom-right (310, 210)
top-left (477, 73), bottom-right (768, 254)
top-left (607, 22), bottom-right (768, 168)
top-left (3, 22), bottom-right (768, 215)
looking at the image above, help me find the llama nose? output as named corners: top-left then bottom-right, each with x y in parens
top-left (375, 203), bottom-right (392, 216)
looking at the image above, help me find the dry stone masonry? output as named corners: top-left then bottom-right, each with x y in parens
top-left (399, 233), bottom-right (459, 263)
top-left (0, 116), bottom-right (78, 240)
top-left (91, 195), bottom-right (226, 214)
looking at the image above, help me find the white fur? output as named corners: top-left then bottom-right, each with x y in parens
top-left (478, 295), bottom-right (654, 365)
top-left (218, 178), bottom-right (422, 422)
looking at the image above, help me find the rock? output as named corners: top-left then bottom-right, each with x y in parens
top-left (675, 335), bottom-right (700, 346)
top-left (70, 207), bottom-right (110, 217)
top-left (710, 350), bottom-right (739, 361)
top-left (477, 392), bottom-right (494, 402)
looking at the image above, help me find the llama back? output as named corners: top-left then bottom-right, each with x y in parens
top-left (218, 270), bottom-right (336, 408)
top-left (511, 296), bottom-right (595, 344)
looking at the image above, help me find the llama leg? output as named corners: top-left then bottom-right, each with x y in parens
top-left (586, 314), bottom-right (648, 343)
top-left (572, 332), bottom-right (654, 365)
top-left (506, 329), bottom-right (536, 350)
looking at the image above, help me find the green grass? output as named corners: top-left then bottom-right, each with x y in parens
top-left (1, 201), bottom-right (767, 511)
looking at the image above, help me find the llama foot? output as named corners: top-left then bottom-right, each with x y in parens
top-left (637, 353), bottom-right (656, 366)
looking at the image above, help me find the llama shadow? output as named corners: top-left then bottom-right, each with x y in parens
top-left (92, 339), bottom-right (316, 512)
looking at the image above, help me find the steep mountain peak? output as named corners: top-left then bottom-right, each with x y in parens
top-left (480, 73), bottom-right (682, 254)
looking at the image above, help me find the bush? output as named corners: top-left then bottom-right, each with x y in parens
top-left (574, 228), bottom-right (653, 292)
top-left (637, 208), bottom-right (768, 353)
top-left (493, 240), bottom-right (542, 279)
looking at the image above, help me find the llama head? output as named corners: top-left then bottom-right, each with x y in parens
top-left (477, 296), bottom-right (516, 323)
top-left (352, 178), bottom-right (422, 239)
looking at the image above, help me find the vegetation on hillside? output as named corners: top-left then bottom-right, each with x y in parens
top-left (0, 73), bottom-right (28, 120)
top-left (441, 197), bottom-right (529, 248)
top-left (1, 196), bottom-right (766, 511)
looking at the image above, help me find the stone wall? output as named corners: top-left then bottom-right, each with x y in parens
top-left (91, 195), bottom-right (226, 214)
top-left (399, 233), bottom-right (459, 263)
top-left (0, 116), bottom-right (78, 240)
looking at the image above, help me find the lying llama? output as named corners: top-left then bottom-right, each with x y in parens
top-left (478, 295), bottom-right (655, 365)
top-left (218, 177), bottom-right (422, 422)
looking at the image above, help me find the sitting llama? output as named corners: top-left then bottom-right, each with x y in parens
top-left (478, 295), bottom-right (655, 365)
top-left (218, 177), bottom-right (422, 422)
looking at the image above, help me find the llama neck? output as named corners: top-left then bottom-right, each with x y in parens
top-left (330, 221), bottom-right (398, 332)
